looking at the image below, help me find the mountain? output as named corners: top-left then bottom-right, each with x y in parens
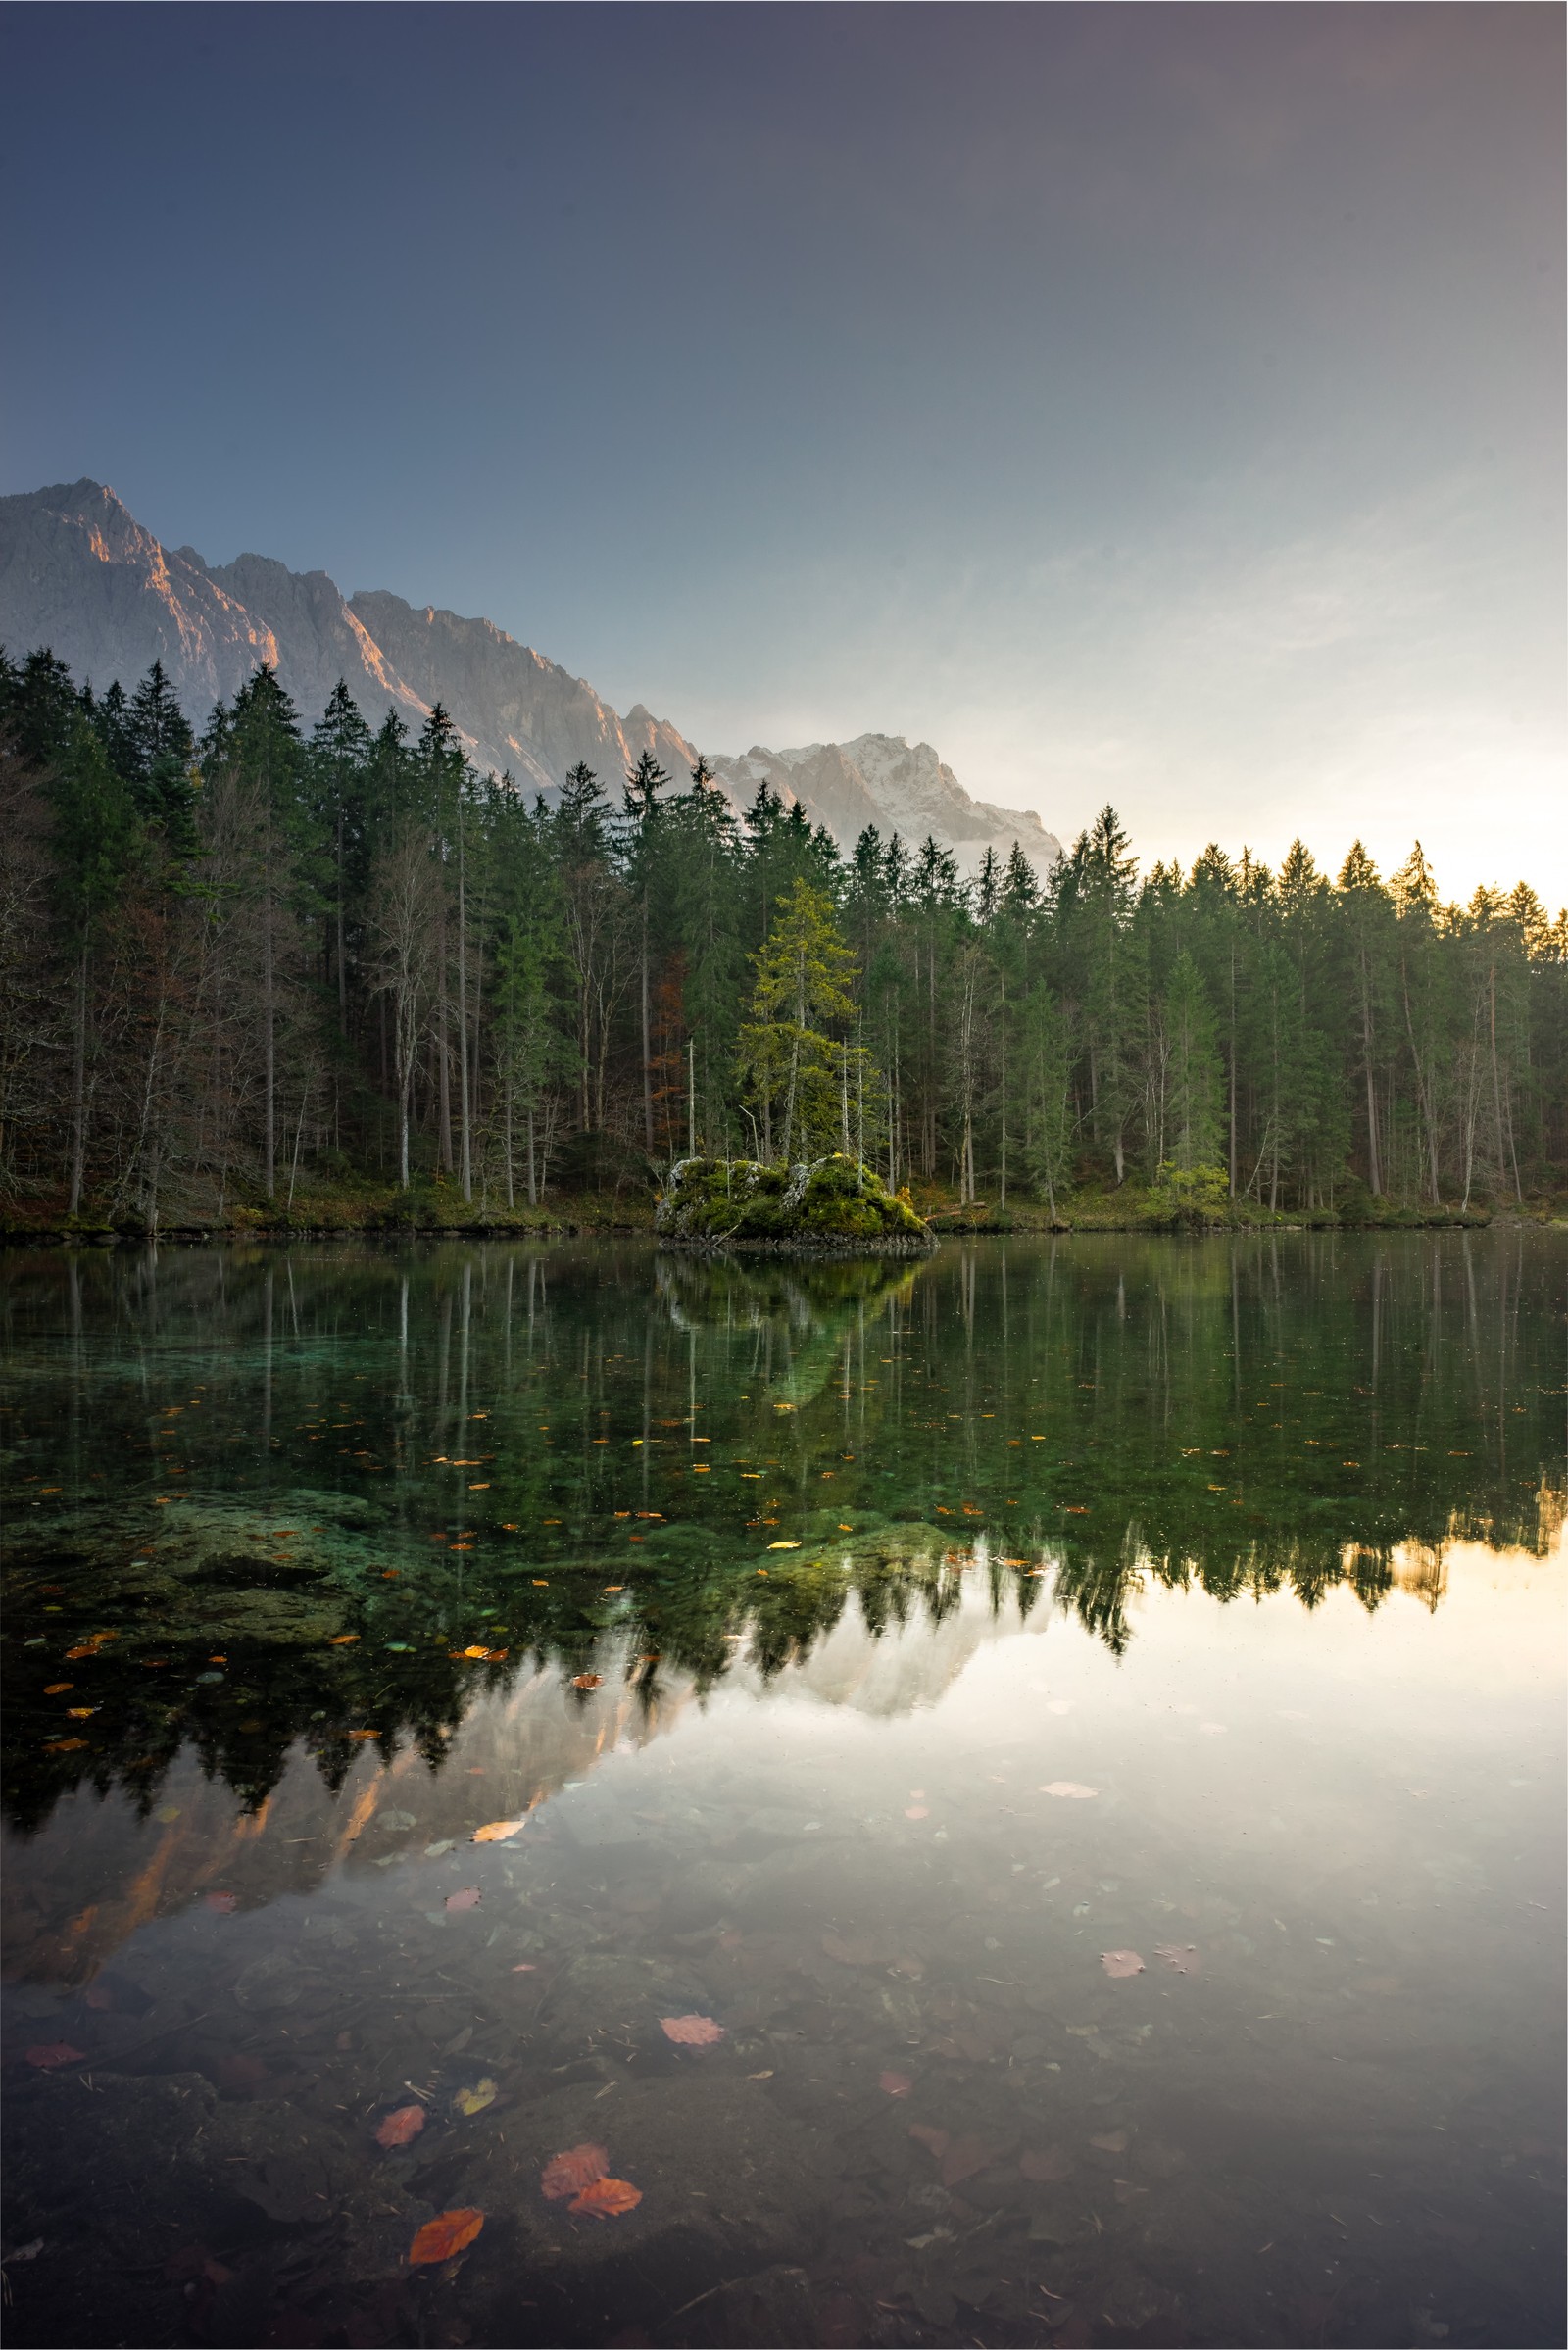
top-left (0, 479), bottom-right (1061, 874)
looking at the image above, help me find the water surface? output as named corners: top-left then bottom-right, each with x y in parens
top-left (3, 1234), bottom-right (1563, 2348)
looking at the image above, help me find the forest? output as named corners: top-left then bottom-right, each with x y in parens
top-left (1, 646), bottom-right (1564, 1229)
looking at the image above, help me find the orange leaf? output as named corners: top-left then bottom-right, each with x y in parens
top-left (572, 1673), bottom-right (602, 1690)
top-left (660, 2013), bottom-right (724, 2047)
top-left (376, 2103), bottom-right (426, 2149)
top-left (409, 2208), bottom-right (483, 2266)
top-left (568, 2177), bottom-right (642, 2219)
top-left (329, 1634), bottom-right (359, 1645)
top-left (472, 1820), bottom-right (524, 1842)
top-left (43, 1738), bottom-right (89, 1752)
top-left (43, 1684), bottom-right (73, 1695)
top-left (540, 2141), bottom-right (609, 2201)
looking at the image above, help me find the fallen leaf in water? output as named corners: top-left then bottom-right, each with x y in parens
top-left (472, 1820), bottom-right (524, 1842)
top-left (43, 1684), bottom-right (73, 1695)
top-left (1153, 1943), bottom-right (1200, 1974)
top-left (329, 1634), bottom-right (359, 1645)
top-left (42, 1738), bottom-right (88, 1753)
top-left (204, 1890), bottom-right (238, 1914)
top-left (1020, 2146), bottom-right (1073, 2182)
top-left (904, 1805), bottom-right (930, 1820)
top-left (423, 1839), bottom-right (455, 1858)
top-left (569, 2177), bottom-right (642, 2219)
top-left (1045, 1699), bottom-right (1074, 1715)
top-left (661, 2014), bottom-right (724, 2046)
top-left (1041, 1782), bottom-right (1098, 1799)
top-left (375, 2104), bottom-right (426, 2149)
top-left (409, 2209), bottom-right (483, 2266)
top-left (1101, 1950), bottom-right (1145, 1979)
top-left (346, 1729), bottom-right (379, 1741)
top-left (942, 2133), bottom-right (999, 2187)
top-left (453, 2077), bottom-right (497, 2117)
top-left (572, 1673), bottom-right (602, 1690)
top-left (4, 2240), bottom-right (43, 2264)
top-left (880, 2071), bottom-right (913, 2097)
top-left (908, 2123), bottom-right (950, 2158)
top-left (445, 1887), bottom-right (481, 1912)
top-left (512, 1962), bottom-right (537, 1973)
top-left (541, 2142), bottom-right (609, 2201)
top-left (822, 1934), bottom-right (885, 1967)
top-left (24, 2044), bottom-right (86, 2070)
top-left (1090, 2130), bottom-right (1130, 2154)
top-left (766, 1540), bottom-right (801, 1550)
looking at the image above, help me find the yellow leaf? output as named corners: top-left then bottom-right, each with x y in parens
top-left (452, 2077), bottom-right (497, 2117)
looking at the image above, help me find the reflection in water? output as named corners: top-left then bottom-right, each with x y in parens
top-left (1, 1235), bottom-right (1564, 2349)
top-left (4, 1234), bottom-right (1560, 1835)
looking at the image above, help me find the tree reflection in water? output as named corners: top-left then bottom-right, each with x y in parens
top-left (3, 1232), bottom-right (1562, 1834)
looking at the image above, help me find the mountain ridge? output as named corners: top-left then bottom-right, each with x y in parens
top-left (0, 478), bottom-right (1061, 875)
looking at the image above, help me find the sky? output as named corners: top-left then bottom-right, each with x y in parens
top-left (2, 4), bottom-right (1563, 901)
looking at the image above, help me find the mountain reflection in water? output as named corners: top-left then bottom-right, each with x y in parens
top-left (1, 1235), bottom-right (1563, 2350)
top-left (4, 1234), bottom-right (1559, 1843)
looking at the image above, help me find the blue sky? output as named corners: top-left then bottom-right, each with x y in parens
top-left (3, 4), bottom-right (1562, 897)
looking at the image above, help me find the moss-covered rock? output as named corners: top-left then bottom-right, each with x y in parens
top-left (656, 1154), bottom-right (935, 1252)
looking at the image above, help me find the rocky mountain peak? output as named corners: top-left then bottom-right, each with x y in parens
top-left (0, 479), bottom-right (1061, 874)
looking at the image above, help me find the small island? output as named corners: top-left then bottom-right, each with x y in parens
top-left (656, 1153), bottom-right (936, 1253)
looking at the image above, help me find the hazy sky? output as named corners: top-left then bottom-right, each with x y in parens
top-left (3, 4), bottom-right (1563, 899)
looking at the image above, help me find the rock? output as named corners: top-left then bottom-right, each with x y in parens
top-left (467, 2075), bottom-right (838, 2331)
top-left (2, 2070), bottom-right (422, 2347)
top-left (655, 2263), bottom-right (819, 2347)
top-left (657, 1156), bottom-right (934, 1252)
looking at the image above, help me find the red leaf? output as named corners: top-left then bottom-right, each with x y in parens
top-left (941, 2132), bottom-right (998, 2187)
top-left (879, 2071), bottom-right (913, 2097)
top-left (1101, 1949), bottom-right (1145, 1979)
top-left (204, 1890), bottom-right (239, 1913)
top-left (660, 2013), bottom-right (724, 2046)
top-left (568, 2177), bottom-right (642, 2219)
top-left (572, 1673), bottom-right (603, 1690)
top-left (541, 2142), bottom-right (609, 2201)
top-left (375, 2104), bottom-right (426, 2149)
top-left (907, 2123), bottom-right (950, 2158)
top-left (408, 2208), bottom-right (483, 2266)
top-left (1020, 2146), bottom-right (1073, 2182)
top-left (445, 1886), bottom-right (481, 1912)
top-left (24, 2043), bottom-right (86, 2069)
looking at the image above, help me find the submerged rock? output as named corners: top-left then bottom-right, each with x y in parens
top-left (466, 2074), bottom-right (838, 2330)
top-left (657, 1156), bottom-right (935, 1253)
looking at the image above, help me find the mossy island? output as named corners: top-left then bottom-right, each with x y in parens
top-left (656, 1154), bottom-right (937, 1253)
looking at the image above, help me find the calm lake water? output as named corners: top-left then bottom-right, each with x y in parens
top-left (2, 1233), bottom-right (1563, 2350)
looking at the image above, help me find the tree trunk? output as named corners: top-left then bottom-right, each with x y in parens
top-left (263, 873), bottom-right (276, 1199)
top-left (641, 895), bottom-right (654, 1152)
top-left (457, 824), bottom-right (472, 1201)
top-left (67, 938), bottom-right (89, 1215)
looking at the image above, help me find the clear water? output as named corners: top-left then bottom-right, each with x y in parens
top-left (2, 1234), bottom-right (1563, 2349)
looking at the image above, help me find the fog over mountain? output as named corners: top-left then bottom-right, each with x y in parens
top-left (0, 479), bottom-right (1061, 877)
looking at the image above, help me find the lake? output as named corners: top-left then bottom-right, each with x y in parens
top-left (2, 1233), bottom-right (1563, 2350)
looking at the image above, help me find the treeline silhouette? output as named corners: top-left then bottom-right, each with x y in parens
top-left (2, 648), bottom-right (1564, 1223)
